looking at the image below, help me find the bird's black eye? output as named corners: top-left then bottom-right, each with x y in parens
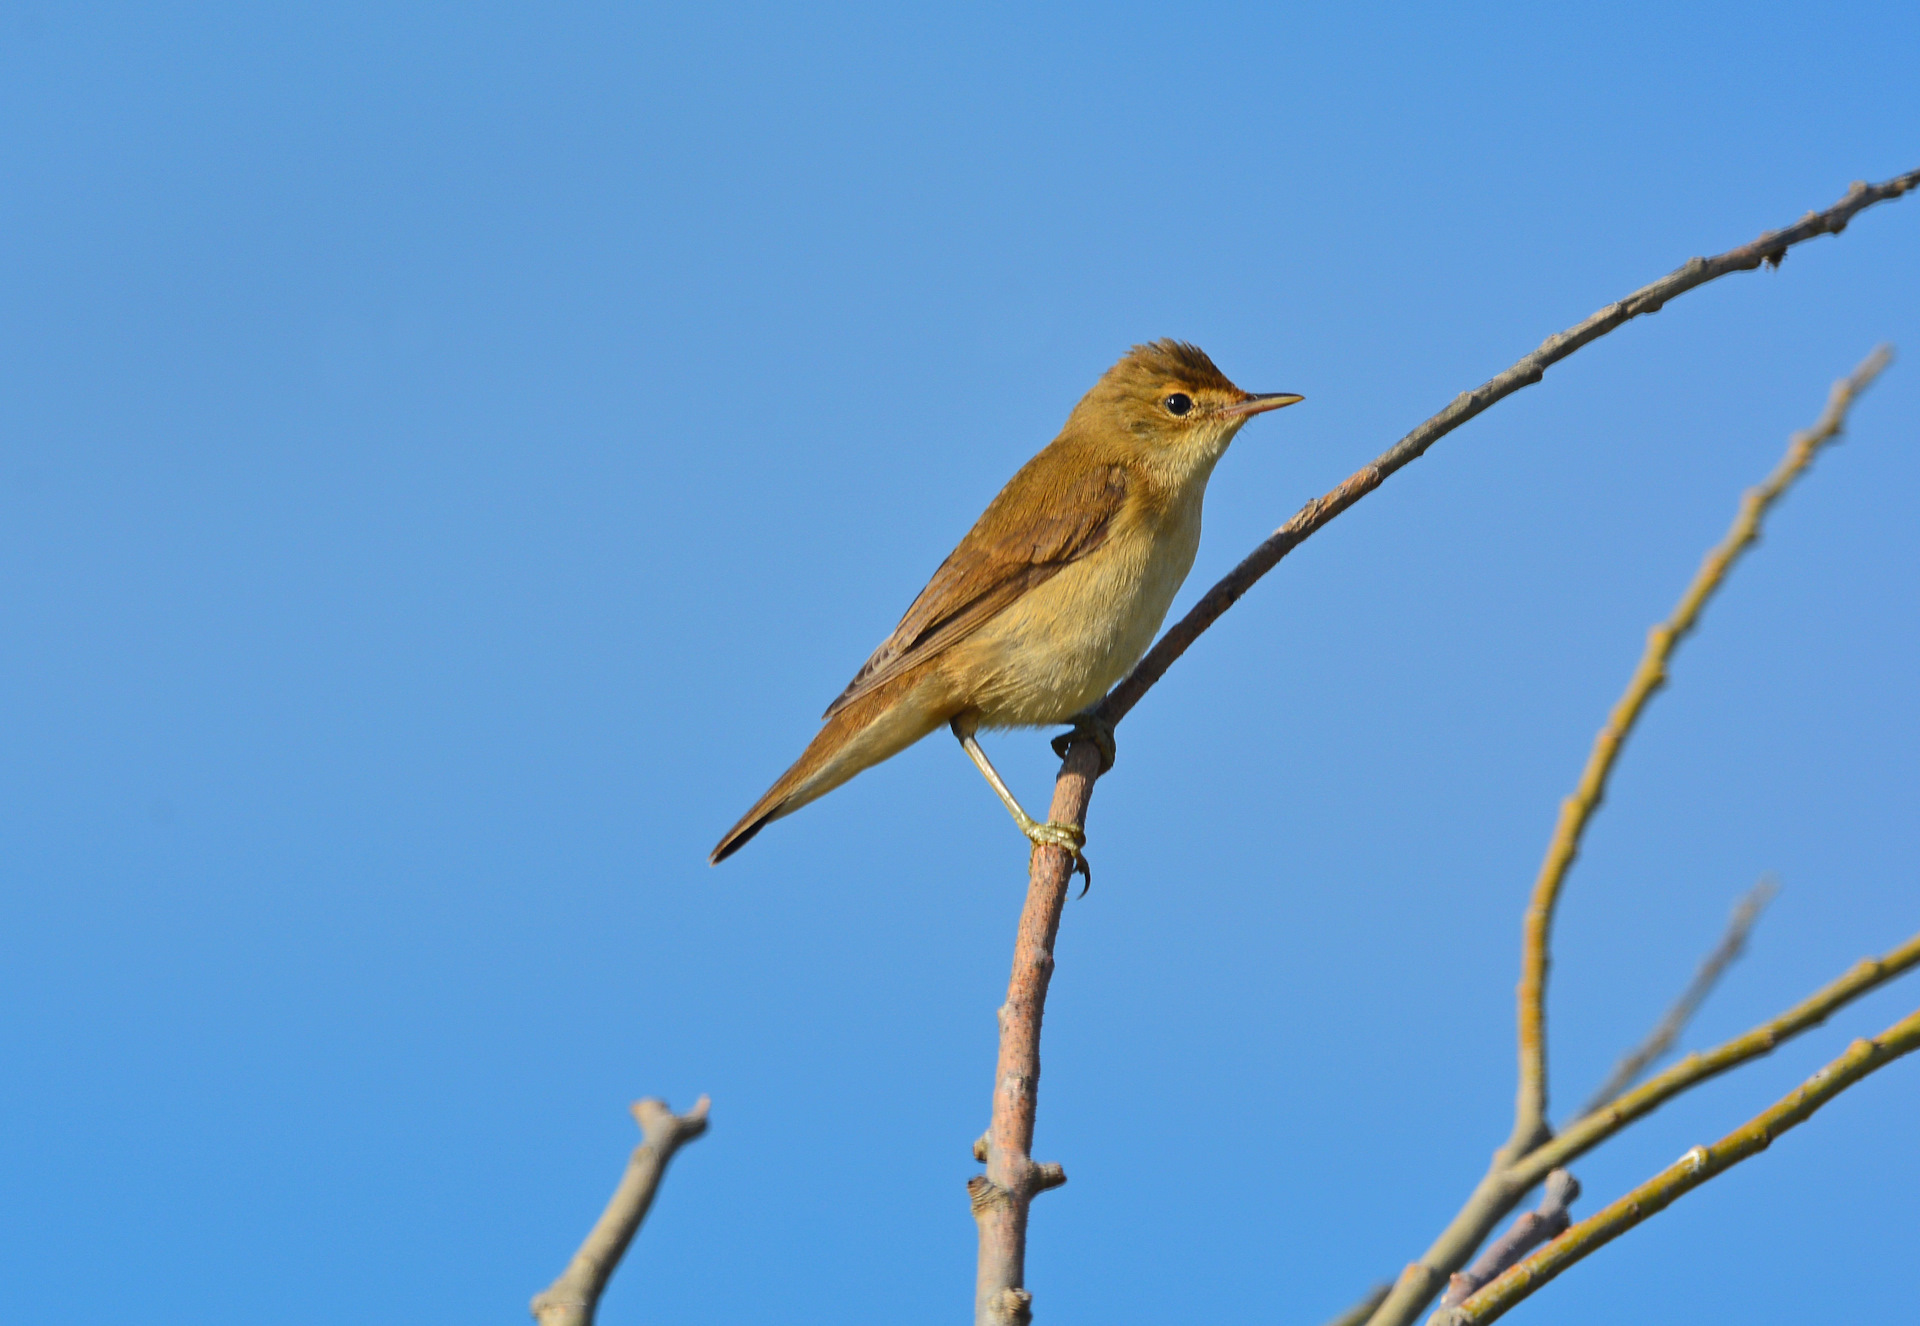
top-left (1163, 393), bottom-right (1193, 416)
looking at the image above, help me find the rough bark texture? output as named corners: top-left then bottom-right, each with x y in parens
top-left (969, 739), bottom-right (1098, 1326)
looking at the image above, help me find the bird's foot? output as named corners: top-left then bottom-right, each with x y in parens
top-left (1050, 711), bottom-right (1117, 775)
top-left (1021, 818), bottom-right (1092, 896)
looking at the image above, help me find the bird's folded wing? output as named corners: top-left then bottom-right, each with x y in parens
top-left (823, 462), bottom-right (1130, 719)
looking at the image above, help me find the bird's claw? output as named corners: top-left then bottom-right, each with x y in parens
top-left (1024, 819), bottom-right (1093, 896)
top-left (1050, 712), bottom-right (1117, 775)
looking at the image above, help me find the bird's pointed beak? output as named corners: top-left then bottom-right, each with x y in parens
top-left (1219, 391), bottom-right (1304, 419)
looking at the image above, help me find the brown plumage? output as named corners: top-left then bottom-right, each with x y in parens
top-left (711, 340), bottom-right (1299, 864)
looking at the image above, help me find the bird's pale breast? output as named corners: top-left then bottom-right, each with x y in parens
top-left (952, 484), bottom-right (1203, 727)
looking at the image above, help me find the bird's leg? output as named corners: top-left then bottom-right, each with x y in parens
top-left (1050, 709), bottom-right (1117, 775)
top-left (950, 717), bottom-right (1091, 885)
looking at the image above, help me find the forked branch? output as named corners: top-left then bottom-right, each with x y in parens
top-left (1435, 1005), bottom-right (1920, 1326)
top-left (1371, 925), bottom-right (1920, 1326)
top-left (1364, 348), bottom-right (1897, 1326)
top-left (531, 1096), bottom-right (711, 1326)
top-left (1514, 348), bottom-right (1890, 1153)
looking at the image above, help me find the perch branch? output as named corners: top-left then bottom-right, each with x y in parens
top-left (1514, 347), bottom-right (1890, 1153)
top-left (1372, 924), bottom-right (1920, 1326)
top-left (1436, 1006), bottom-right (1920, 1326)
top-left (1579, 876), bottom-right (1778, 1117)
top-left (970, 738), bottom-right (1098, 1326)
top-left (1365, 349), bottom-right (1897, 1326)
top-left (530, 1096), bottom-right (710, 1326)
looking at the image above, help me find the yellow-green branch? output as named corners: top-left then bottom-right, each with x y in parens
top-left (1376, 925), bottom-right (1920, 1326)
top-left (1509, 926), bottom-right (1920, 1190)
top-left (1440, 1005), bottom-right (1920, 1325)
top-left (1364, 348), bottom-right (1899, 1326)
top-left (1511, 345), bottom-right (1893, 1150)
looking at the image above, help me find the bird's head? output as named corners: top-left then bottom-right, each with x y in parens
top-left (1067, 339), bottom-right (1301, 479)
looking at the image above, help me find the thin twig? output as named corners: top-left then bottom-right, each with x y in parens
top-left (1579, 876), bottom-right (1778, 1117)
top-left (1514, 348), bottom-right (1890, 1153)
top-left (1435, 1005), bottom-right (1920, 1326)
top-left (1365, 349), bottom-right (1897, 1326)
top-left (530, 1097), bottom-right (711, 1326)
top-left (1437, 1170), bottom-right (1580, 1311)
top-left (969, 741), bottom-right (1093, 1326)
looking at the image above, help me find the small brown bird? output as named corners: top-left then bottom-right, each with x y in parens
top-left (710, 340), bottom-right (1300, 865)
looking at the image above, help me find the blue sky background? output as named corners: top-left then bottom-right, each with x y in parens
top-left (3, 4), bottom-right (1917, 1322)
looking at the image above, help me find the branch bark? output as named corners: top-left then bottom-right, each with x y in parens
top-left (1435, 1006), bottom-right (1920, 1326)
top-left (1578, 876), bottom-right (1777, 1117)
top-left (970, 740), bottom-right (1096, 1326)
top-left (531, 1096), bottom-right (710, 1326)
top-left (1364, 348), bottom-right (1896, 1326)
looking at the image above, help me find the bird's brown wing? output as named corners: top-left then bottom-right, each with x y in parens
top-left (823, 461), bottom-right (1130, 719)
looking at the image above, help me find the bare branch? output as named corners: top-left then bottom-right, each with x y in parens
top-left (1436, 1006), bottom-right (1920, 1326)
top-left (1091, 169), bottom-right (1917, 736)
top-left (1362, 346), bottom-right (1901, 1326)
top-left (531, 1096), bottom-right (711, 1326)
top-left (1579, 876), bottom-right (1778, 1117)
top-left (1510, 926), bottom-right (1920, 1190)
top-left (970, 740), bottom-right (1098, 1326)
top-left (1370, 924), bottom-right (1920, 1326)
top-left (1513, 348), bottom-right (1891, 1153)
top-left (1436, 1170), bottom-right (1580, 1312)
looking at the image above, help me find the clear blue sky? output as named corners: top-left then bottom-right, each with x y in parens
top-left (3, 4), bottom-right (1917, 1322)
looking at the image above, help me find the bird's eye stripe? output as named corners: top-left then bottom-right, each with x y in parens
top-left (1164, 393), bottom-right (1193, 416)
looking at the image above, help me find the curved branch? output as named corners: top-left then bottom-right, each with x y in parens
top-left (1093, 170), bottom-right (1917, 733)
top-left (1436, 1006), bottom-right (1920, 1326)
top-left (531, 1096), bottom-right (711, 1326)
top-left (1358, 345), bottom-right (1897, 1326)
top-left (1513, 348), bottom-right (1890, 1152)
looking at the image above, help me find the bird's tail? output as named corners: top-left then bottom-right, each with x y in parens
top-left (709, 673), bottom-right (951, 864)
